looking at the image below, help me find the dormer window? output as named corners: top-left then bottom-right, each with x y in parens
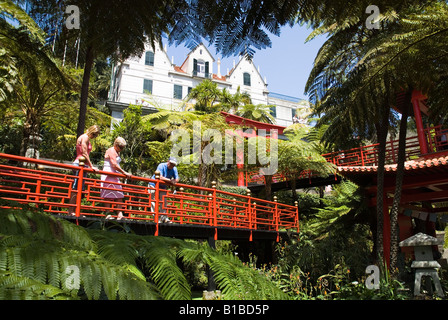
top-left (243, 72), bottom-right (251, 86)
top-left (193, 59), bottom-right (210, 78)
top-left (145, 51), bottom-right (154, 66)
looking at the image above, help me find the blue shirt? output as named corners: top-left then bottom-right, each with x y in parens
top-left (148, 162), bottom-right (179, 189)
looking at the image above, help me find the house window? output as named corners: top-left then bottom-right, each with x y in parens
top-left (173, 84), bottom-right (183, 99)
top-left (243, 72), bottom-right (251, 86)
top-left (292, 108), bottom-right (297, 118)
top-left (270, 106), bottom-right (276, 118)
top-left (145, 51), bottom-right (154, 66)
top-left (143, 79), bottom-right (153, 94)
top-left (193, 59), bottom-right (209, 77)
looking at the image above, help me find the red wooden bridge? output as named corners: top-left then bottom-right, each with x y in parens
top-left (0, 153), bottom-right (299, 242)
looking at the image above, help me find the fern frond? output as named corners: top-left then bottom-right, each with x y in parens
top-left (200, 246), bottom-right (289, 300)
top-left (140, 236), bottom-right (191, 300)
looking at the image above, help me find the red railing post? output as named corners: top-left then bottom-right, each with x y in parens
top-left (295, 201), bottom-right (299, 233)
top-left (252, 202), bottom-right (257, 232)
top-left (75, 158), bottom-right (85, 219)
top-left (232, 198), bottom-right (237, 227)
top-left (246, 189), bottom-right (253, 241)
top-left (211, 181), bottom-right (218, 240)
top-left (273, 196), bottom-right (279, 242)
top-left (207, 192), bottom-right (214, 234)
top-left (360, 147), bottom-right (365, 166)
top-left (179, 187), bottom-right (184, 224)
top-left (154, 170), bottom-right (160, 236)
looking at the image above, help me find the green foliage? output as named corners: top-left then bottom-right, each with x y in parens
top-left (188, 247), bottom-right (290, 300)
top-left (0, 200), bottom-right (291, 300)
top-left (235, 104), bottom-right (276, 124)
top-left (0, 202), bottom-right (159, 300)
top-left (326, 262), bottom-right (409, 300)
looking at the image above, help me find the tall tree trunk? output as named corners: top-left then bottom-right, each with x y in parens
top-left (389, 87), bottom-right (412, 274)
top-left (264, 175), bottom-right (272, 201)
top-left (76, 45), bottom-right (95, 138)
top-left (375, 105), bottom-right (390, 264)
top-left (291, 177), bottom-right (297, 202)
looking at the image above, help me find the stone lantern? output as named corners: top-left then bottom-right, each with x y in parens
top-left (399, 232), bottom-right (445, 297)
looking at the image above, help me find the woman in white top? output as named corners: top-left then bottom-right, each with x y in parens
top-left (101, 137), bottom-right (131, 220)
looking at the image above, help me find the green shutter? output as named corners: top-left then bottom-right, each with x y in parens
top-left (193, 59), bottom-right (198, 75)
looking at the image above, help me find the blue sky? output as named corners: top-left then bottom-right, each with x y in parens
top-left (163, 24), bottom-right (327, 101)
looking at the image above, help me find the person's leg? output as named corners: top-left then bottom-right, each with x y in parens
top-left (117, 198), bottom-right (125, 220)
top-left (68, 191), bottom-right (77, 216)
top-left (158, 190), bottom-right (171, 223)
top-left (68, 164), bottom-right (84, 216)
top-left (149, 189), bottom-right (156, 212)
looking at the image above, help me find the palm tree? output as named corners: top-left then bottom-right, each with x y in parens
top-left (235, 103), bottom-right (276, 124)
top-left (217, 86), bottom-right (251, 113)
top-left (186, 79), bottom-right (222, 112)
top-left (305, 1), bottom-right (448, 271)
top-left (279, 125), bottom-right (335, 202)
top-left (0, 0), bottom-right (45, 101)
top-left (1, 1), bottom-right (73, 157)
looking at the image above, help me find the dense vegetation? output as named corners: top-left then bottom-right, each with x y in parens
top-left (1, 0), bottom-right (448, 300)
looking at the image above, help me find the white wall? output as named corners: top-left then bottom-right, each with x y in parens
top-left (110, 42), bottom-right (307, 126)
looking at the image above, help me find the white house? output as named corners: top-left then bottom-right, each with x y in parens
top-left (107, 42), bottom-right (310, 127)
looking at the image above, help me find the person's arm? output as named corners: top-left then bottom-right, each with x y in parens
top-left (79, 135), bottom-right (98, 171)
top-left (157, 164), bottom-right (175, 185)
top-left (171, 167), bottom-right (179, 185)
top-left (108, 149), bottom-right (131, 178)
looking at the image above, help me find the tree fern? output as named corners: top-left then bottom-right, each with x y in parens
top-left (139, 236), bottom-right (192, 300)
top-left (0, 202), bottom-right (159, 300)
top-left (0, 200), bottom-right (296, 300)
top-left (178, 244), bottom-right (290, 300)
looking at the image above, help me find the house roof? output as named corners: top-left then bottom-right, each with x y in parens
top-left (336, 154), bottom-right (448, 174)
top-left (228, 57), bottom-right (266, 86)
top-left (220, 111), bottom-right (286, 135)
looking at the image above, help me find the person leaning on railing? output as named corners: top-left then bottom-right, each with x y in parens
top-left (68, 125), bottom-right (100, 216)
top-left (101, 137), bottom-right (131, 220)
top-left (148, 157), bottom-right (179, 223)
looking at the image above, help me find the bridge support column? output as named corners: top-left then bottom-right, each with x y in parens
top-left (207, 236), bottom-right (216, 291)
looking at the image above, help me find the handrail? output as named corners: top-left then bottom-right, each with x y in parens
top-left (322, 127), bottom-right (447, 168)
top-left (0, 153), bottom-right (299, 241)
top-left (244, 126), bottom-right (448, 186)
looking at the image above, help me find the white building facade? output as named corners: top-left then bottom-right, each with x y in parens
top-left (107, 42), bottom-right (310, 127)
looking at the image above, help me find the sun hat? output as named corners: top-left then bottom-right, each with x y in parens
top-left (168, 157), bottom-right (177, 165)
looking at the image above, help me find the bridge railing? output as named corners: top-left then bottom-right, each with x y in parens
top-left (322, 135), bottom-right (422, 167)
top-left (245, 169), bottom-right (314, 185)
top-left (0, 153), bottom-right (298, 240)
